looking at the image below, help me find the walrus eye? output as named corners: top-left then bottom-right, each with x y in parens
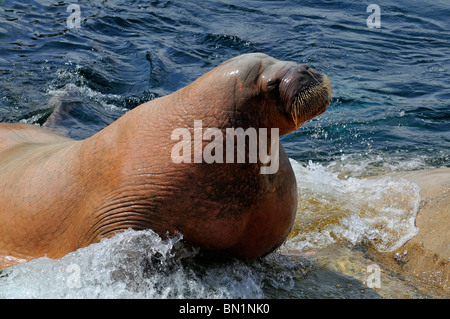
top-left (266, 79), bottom-right (280, 91)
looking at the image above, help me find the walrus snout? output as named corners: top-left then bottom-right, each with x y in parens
top-left (279, 64), bottom-right (332, 128)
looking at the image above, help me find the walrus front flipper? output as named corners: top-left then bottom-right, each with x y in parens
top-left (43, 84), bottom-right (83, 136)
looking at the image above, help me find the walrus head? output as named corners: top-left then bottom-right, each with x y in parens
top-left (278, 64), bottom-right (332, 128)
top-left (212, 53), bottom-right (332, 135)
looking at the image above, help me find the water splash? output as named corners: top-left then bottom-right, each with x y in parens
top-left (286, 159), bottom-right (420, 252)
top-left (0, 229), bottom-right (305, 299)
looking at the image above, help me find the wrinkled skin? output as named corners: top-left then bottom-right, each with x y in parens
top-left (0, 53), bottom-right (331, 268)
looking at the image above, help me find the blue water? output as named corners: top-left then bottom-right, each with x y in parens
top-left (0, 0), bottom-right (449, 299)
top-left (1, 0), bottom-right (449, 170)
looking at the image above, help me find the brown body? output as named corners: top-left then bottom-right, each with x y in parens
top-left (0, 53), bottom-right (331, 268)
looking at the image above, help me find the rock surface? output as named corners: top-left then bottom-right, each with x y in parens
top-left (369, 168), bottom-right (449, 297)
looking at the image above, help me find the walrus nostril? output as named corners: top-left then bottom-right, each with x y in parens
top-left (297, 65), bottom-right (322, 85)
top-left (308, 71), bottom-right (322, 85)
top-left (299, 64), bottom-right (310, 70)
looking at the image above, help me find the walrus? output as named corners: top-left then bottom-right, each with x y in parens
top-left (0, 53), bottom-right (332, 269)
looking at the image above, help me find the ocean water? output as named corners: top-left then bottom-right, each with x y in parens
top-left (0, 0), bottom-right (449, 298)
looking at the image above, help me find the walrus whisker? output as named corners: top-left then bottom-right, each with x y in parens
top-left (290, 74), bottom-right (332, 126)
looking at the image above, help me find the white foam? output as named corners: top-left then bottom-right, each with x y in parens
top-left (286, 159), bottom-right (420, 252)
top-left (46, 84), bottom-right (127, 113)
top-left (1, 229), bottom-right (299, 299)
top-left (326, 153), bottom-right (432, 178)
